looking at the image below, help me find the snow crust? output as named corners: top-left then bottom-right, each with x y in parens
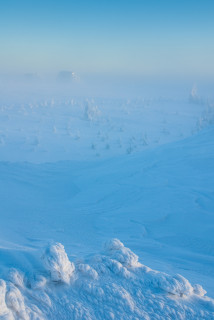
top-left (0, 239), bottom-right (213, 320)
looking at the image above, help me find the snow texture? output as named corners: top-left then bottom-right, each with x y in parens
top-left (0, 240), bottom-right (213, 320)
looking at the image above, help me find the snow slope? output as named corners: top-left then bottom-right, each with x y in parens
top-left (0, 92), bottom-right (214, 319)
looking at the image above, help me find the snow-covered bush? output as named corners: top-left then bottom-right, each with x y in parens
top-left (104, 239), bottom-right (140, 268)
top-left (42, 243), bottom-right (75, 284)
top-left (84, 100), bottom-right (101, 121)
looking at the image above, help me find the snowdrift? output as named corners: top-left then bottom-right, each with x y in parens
top-left (0, 239), bottom-right (213, 320)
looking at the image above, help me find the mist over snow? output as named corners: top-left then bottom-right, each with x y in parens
top-left (1, 0), bottom-right (214, 316)
top-left (0, 75), bottom-right (214, 319)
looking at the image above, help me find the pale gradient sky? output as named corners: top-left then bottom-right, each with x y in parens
top-left (1, 0), bottom-right (214, 76)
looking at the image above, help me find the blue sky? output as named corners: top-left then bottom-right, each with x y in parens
top-left (1, 0), bottom-right (214, 76)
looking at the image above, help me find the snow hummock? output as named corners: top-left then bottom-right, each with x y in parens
top-left (104, 238), bottom-right (140, 267)
top-left (0, 239), bottom-right (213, 320)
top-left (42, 243), bottom-right (75, 284)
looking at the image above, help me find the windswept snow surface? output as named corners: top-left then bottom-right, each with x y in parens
top-left (0, 239), bottom-right (213, 320)
top-left (0, 89), bottom-right (214, 319)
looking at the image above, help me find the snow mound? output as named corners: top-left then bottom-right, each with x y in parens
top-left (42, 242), bottom-right (75, 284)
top-left (104, 238), bottom-right (140, 267)
top-left (144, 270), bottom-right (194, 296)
top-left (0, 279), bottom-right (44, 320)
top-left (0, 239), bottom-right (213, 319)
top-left (0, 280), bottom-right (12, 320)
top-left (8, 269), bottom-right (25, 288)
top-left (76, 263), bottom-right (99, 280)
top-left (193, 284), bottom-right (207, 297)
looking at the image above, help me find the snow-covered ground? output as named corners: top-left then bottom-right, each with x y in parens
top-left (0, 84), bottom-right (214, 319)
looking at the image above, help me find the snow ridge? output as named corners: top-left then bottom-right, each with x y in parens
top-left (0, 239), bottom-right (213, 320)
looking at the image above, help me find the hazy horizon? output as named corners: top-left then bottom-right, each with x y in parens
top-left (1, 0), bottom-right (214, 77)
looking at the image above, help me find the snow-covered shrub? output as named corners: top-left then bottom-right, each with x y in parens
top-left (196, 103), bottom-right (214, 131)
top-left (148, 272), bottom-right (194, 296)
top-left (8, 269), bottom-right (25, 288)
top-left (30, 275), bottom-right (47, 290)
top-left (0, 280), bottom-right (12, 319)
top-left (76, 263), bottom-right (99, 280)
top-left (193, 284), bottom-right (207, 296)
top-left (104, 239), bottom-right (140, 268)
top-left (189, 85), bottom-right (200, 103)
top-left (84, 100), bottom-right (101, 121)
top-left (42, 243), bottom-right (75, 284)
top-left (5, 284), bottom-right (28, 319)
